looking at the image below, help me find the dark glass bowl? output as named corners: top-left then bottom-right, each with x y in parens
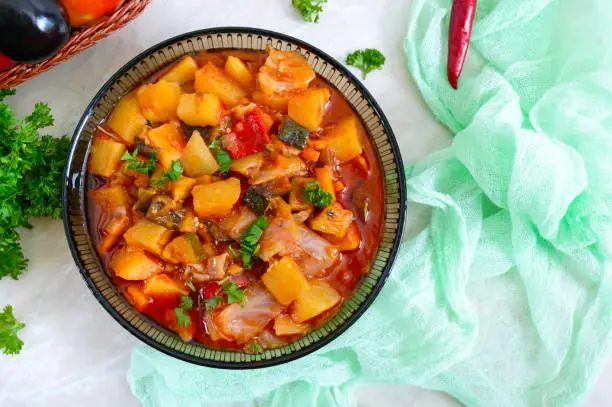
top-left (62, 27), bottom-right (406, 369)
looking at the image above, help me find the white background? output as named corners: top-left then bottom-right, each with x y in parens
top-left (0, 0), bottom-right (610, 406)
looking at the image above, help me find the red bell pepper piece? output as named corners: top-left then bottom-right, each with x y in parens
top-left (203, 282), bottom-right (221, 299)
top-left (0, 52), bottom-right (15, 71)
top-left (447, 0), bottom-right (477, 89)
top-left (224, 109), bottom-right (270, 159)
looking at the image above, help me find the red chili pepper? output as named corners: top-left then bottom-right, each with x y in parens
top-left (447, 0), bottom-right (477, 89)
top-left (203, 282), bottom-right (221, 299)
top-left (224, 109), bottom-right (270, 159)
top-left (0, 52), bottom-right (15, 71)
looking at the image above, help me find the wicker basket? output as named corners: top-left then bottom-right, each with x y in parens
top-left (0, 0), bottom-right (151, 89)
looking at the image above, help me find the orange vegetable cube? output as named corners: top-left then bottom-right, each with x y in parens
top-left (192, 177), bottom-right (241, 218)
top-left (126, 285), bottom-right (151, 312)
top-left (252, 90), bottom-right (289, 112)
top-left (170, 176), bottom-right (197, 201)
top-left (352, 155), bottom-right (369, 175)
top-left (107, 93), bottom-right (146, 145)
top-left (97, 234), bottom-right (120, 253)
top-left (322, 116), bottom-right (363, 163)
top-left (160, 56), bottom-right (198, 85)
top-left (292, 280), bottom-right (341, 323)
top-left (180, 130), bottom-right (220, 177)
top-left (262, 256), bottom-right (309, 306)
top-left (123, 219), bottom-right (173, 256)
top-left (325, 222), bottom-right (361, 251)
top-left (177, 93), bottom-right (223, 127)
top-left (288, 88), bottom-right (330, 131)
top-left (300, 146), bottom-right (320, 162)
top-left (90, 185), bottom-right (130, 210)
top-left (227, 264), bottom-right (243, 275)
top-left (315, 166), bottom-right (336, 202)
top-left (179, 207), bottom-right (197, 233)
top-left (103, 215), bottom-right (130, 236)
top-left (137, 80), bottom-right (181, 123)
top-left (333, 181), bottom-right (345, 192)
top-left (224, 56), bottom-right (254, 88)
top-left (147, 122), bottom-right (186, 154)
top-left (309, 202), bottom-right (354, 238)
top-left (274, 315), bottom-right (308, 336)
top-left (110, 246), bottom-right (163, 280)
top-left (162, 233), bottom-right (208, 264)
top-left (88, 137), bottom-right (126, 177)
top-left (309, 139), bottom-right (328, 150)
top-left (144, 274), bottom-right (189, 297)
top-left (194, 62), bottom-right (247, 108)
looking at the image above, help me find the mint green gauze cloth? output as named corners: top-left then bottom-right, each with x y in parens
top-left (128, 0), bottom-right (612, 406)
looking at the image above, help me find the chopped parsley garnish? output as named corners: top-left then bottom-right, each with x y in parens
top-left (240, 216), bottom-right (269, 269)
top-left (205, 296), bottom-right (223, 311)
top-left (209, 139), bottom-right (232, 175)
top-left (174, 295), bottom-right (193, 327)
top-left (0, 305), bottom-right (25, 355)
top-left (222, 282), bottom-right (247, 307)
top-left (292, 0), bottom-right (327, 23)
top-left (151, 160), bottom-right (183, 186)
top-left (185, 280), bottom-right (196, 292)
top-left (346, 49), bottom-right (386, 79)
top-left (363, 201), bottom-right (369, 220)
top-left (227, 245), bottom-right (239, 260)
top-left (121, 148), bottom-right (157, 175)
top-left (302, 181), bottom-right (333, 208)
top-left (0, 88), bottom-right (69, 281)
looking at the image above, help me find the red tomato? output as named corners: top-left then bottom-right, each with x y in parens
top-left (224, 109), bottom-right (271, 159)
top-left (0, 53), bottom-right (15, 71)
top-left (203, 282), bottom-right (221, 299)
top-left (59, 0), bottom-right (123, 26)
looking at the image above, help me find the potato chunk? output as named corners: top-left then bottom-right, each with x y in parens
top-left (180, 130), bottom-right (220, 177)
top-left (107, 93), bottom-right (146, 145)
top-left (144, 274), bottom-right (189, 297)
top-left (123, 219), bottom-right (173, 256)
top-left (192, 177), bottom-right (241, 218)
top-left (194, 62), bottom-right (247, 108)
top-left (162, 233), bottom-right (208, 264)
top-left (274, 314), bottom-right (308, 336)
top-left (257, 48), bottom-right (315, 95)
top-left (170, 176), bottom-right (197, 201)
top-left (147, 122), bottom-right (186, 169)
top-left (160, 55), bottom-right (198, 84)
top-left (137, 80), bottom-right (181, 123)
top-left (292, 280), bottom-right (341, 323)
top-left (225, 56), bottom-right (254, 88)
top-left (309, 202), bottom-right (354, 238)
top-left (288, 88), bottom-right (330, 131)
top-left (177, 93), bottom-right (223, 127)
top-left (125, 285), bottom-right (151, 312)
top-left (325, 222), bottom-right (361, 251)
top-left (90, 185), bottom-right (130, 210)
top-left (110, 246), bottom-right (162, 280)
top-left (322, 116), bottom-right (363, 163)
top-left (261, 256), bottom-right (309, 306)
top-left (88, 137), bottom-right (126, 177)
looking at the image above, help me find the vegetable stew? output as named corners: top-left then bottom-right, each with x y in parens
top-left (86, 48), bottom-right (383, 352)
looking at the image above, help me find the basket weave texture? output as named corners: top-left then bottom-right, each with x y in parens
top-left (0, 0), bottom-right (151, 89)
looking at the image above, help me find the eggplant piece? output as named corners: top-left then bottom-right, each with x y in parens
top-left (146, 195), bottom-right (186, 230)
top-left (0, 0), bottom-right (70, 63)
top-left (279, 119), bottom-right (310, 150)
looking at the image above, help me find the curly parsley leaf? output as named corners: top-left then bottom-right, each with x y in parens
top-left (346, 49), bottom-right (386, 79)
top-left (205, 295), bottom-right (223, 311)
top-left (179, 295), bottom-right (194, 311)
top-left (0, 305), bottom-right (25, 355)
top-left (292, 0), bottom-right (327, 23)
top-left (151, 160), bottom-right (183, 186)
top-left (175, 307), bottom-right (191, 327)
top-left (222, 282), bottom-right (247, 307)
top-left (0, 89), bottom-right (69, 281)
top-left (302, 181), bottom-right (333, 208)
top-left (208, 139), bottom-right (232, 175)
top-left (121, 148), bottom-right (157, 175)
top-left (240, 216), bottom-right (268, 269)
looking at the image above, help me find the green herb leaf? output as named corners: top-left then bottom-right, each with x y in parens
top-left (205, 295), bottom-right (223, 311)
top-left (0, 305), bottom-right (25, 355)
top-left (209, 139), bottom-right (232, 175)
top-left (346, 49), bottom-right (386, 79)
top-left (363, 201), bottom-right (369, 220)
top-left (174, 307), bottom-right (191, 327)
top-left (222, 282), bottom-right (248, 307)
top-left (151, 160), bottom-right (183, 186)
top-left (292, 0), bottom-right (327, 23)
top-left (179, 295), bottom-right (194, 311)
top-left (121, 148), bottom-right (157, 175)
top-left (185, 280), bottom-right (196, 292)
top-left (302, 181), bottom-right (333, 208)
top-left (227, 245), bottom-right (239, 260)
top-left (246, 341), bottom-right (264, 354)
top-left (240, 216), bottom-right (269, 269)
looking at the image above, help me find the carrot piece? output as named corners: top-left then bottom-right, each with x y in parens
top-left (352, 155), bottom-right (369, 175)
top-left (275, 154), bottom-right (290, 169)
top-left (309, 139), bottom-right (328, 150)
top-left (300, 146), bottom-right (320, 162)
top-left (333, 181), bottom-right (345, 192)
top-left (315, 166), bottom-right (336, 202)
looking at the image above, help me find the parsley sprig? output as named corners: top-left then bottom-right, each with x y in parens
top-left (205, 280), bottom-right (248, 311)
top-left (121, 148), bottom-right (157, 175)
top-left (175, 295), bottom-right (193, 327)
top-left (209, 139), bottom-right (232, 175)
top-left (0, 305), bottom-right (25, 355)
top-left (302, 181), bottom-right (333, 208)
top-left (292, 0), bottom-right (327, 23)
top-left (240, 216), bottom-right (268, 269)
top-left (151, 160), bottom-right (183, 186)
top-left (346, 49), bottom-right (386, 79)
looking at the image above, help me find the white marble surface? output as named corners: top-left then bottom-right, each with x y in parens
top-left (0, 0), bottom-right (610, 406)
